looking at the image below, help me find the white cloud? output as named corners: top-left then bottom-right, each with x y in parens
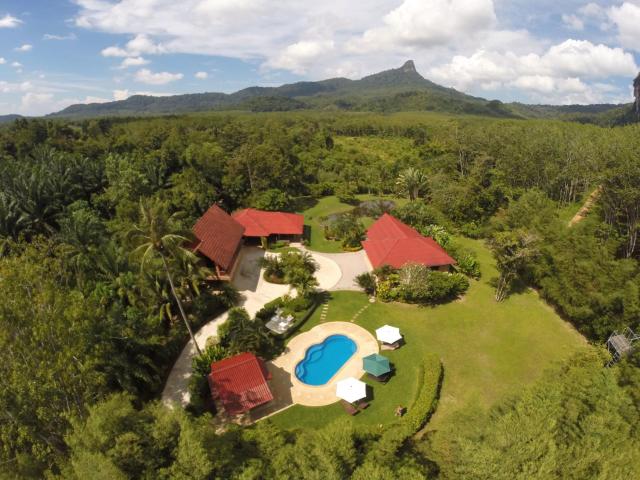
top-left (0, 81), bottom-right (32, 94)
top-left (562, 14), bottom-right (584, 31)
top-left (125, 34), bottom-right (166, 55)
top-left (11, 62), bottom-right (22, 68)
top-left (544, 40), bottom-right (637, 78)
top-left (101, 46), bottom-right (129, 57)
top-left (429, 39), bottom-right (637, 104)
top-left (354, 0), bottom-right (496, 52)
top-left (119, 56), bottom-right (150, 68)
top-left (266, 40), bottom-right (335, 74)
top-left (71, 0), bottom-right (544, 81)
top-left (113, 89), bottom-right (130, 101)
top-left (0, 57), bottom-right (5, 65)
top-left (14, 44), bottom-right (32, 52)
top-left (0, 14), bottom-right (22, 28)
top-left (101, 34), bottom-right (166, 61)
top-left (43, 32), bottom-right (77, 41)
top-left (609, 1), bottom-right (640, 51)
top-left (134, 68), bottom-right (183, 85)
top-left (194, 71), bottom-right (208, 79)
top-left (21, 92), bottom-right (53, 107)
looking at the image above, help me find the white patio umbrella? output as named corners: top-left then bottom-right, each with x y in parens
top-left (336, 377), bottom-right (367, 403)
top-left (375, 325), bottom-right (402, 344)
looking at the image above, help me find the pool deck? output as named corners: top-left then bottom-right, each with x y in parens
top-left (267, 322), bottom-right (379, 407)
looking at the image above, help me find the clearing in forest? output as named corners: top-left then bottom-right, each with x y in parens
top-left (268, 237), bottom-right (587, 432)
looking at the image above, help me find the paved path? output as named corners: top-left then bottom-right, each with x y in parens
top-left (568, 186), bottom-right (602, 227)
top-left (302, 248), bottom-right (372, 291)
top-left (161, 247), bottom-right (290, 408)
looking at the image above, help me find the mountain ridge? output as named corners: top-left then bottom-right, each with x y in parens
top-left (37, 61), bottom-right (634, 123)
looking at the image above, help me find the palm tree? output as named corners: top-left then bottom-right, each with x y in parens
top-left (129, 201), bottom-right (203, 355)
top-left (223, 307), bottom-right (271, 354)
top-left (396, 167), bottom-right (428, 201)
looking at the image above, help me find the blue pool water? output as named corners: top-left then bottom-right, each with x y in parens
top-left (295, 335), bottom-right (357, 386)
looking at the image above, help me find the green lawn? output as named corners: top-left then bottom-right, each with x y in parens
top-left (268, 237), bottom-right (588, 432)
top-left (299, 195), bottom-right (407, 253)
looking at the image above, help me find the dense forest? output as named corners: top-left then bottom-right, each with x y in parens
top-left (1, 111), bottom-right (639, 478)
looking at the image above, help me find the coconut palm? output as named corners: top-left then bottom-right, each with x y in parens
top-left (396, 167), bottom-right (428, 201)
top-left (128, 200), bottom-right (203, 355)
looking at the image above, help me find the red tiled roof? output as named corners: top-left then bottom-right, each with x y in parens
top-left (363, 213), bottom-right (456, 269)
top-left (208, 352), bottom-right (273, 415)
top-left (192, 205), bottom-right (245, 270)
top-left (232, 208), bottom-right (304, 237)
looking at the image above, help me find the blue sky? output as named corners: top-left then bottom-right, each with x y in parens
top-left (1, 0), bottom-right (639, 115)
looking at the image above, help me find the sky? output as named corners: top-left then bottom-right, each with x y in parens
top-left (1, 0), bottom-right (640, 115)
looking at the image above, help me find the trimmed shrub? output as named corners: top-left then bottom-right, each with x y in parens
top-left (363, 355), bottom-right (443, 465)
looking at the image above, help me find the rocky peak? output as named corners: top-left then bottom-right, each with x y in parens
top-left (402, 60), bottom-right (416, 73)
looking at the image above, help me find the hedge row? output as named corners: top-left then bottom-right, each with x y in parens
top-left (363, 354), bottom-right (443, 465)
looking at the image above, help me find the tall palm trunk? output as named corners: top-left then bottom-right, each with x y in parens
top-left (161, 254), bottom-right (202, 356)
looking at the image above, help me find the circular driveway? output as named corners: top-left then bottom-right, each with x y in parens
top-left (305, 251), bottom-right (343, 290)
top-left (304, 248), bottom-right (373, 291)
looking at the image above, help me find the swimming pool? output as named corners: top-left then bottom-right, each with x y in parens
top-left (295, 334), bottom-right (357, 386)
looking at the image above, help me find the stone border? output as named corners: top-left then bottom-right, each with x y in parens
top-left (268, 322), bottom-right (379, 407)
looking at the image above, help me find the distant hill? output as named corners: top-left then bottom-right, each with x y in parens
top-left (47, 60), bottom-right (630, 122)
top-left (0, 114), bottom-right (23, 124)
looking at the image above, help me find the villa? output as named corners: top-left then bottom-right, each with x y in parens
top-left (362, 213), bottom-right (456, 270)
top-left (192, 205), bottom-right (245, 280)
top-left (208, 352), bottom-right (274, 415)
top-left (192, 204), bottom-right (304, 280)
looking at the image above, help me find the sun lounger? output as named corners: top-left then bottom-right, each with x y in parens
top-left (356, 401), bottom-right (369, 410)
top-left (381, 341), bottom-right (400, 351)
top-left (341, 400), bottom-right (359, 415)
top-left (367, 372), bottom-right (390, 384)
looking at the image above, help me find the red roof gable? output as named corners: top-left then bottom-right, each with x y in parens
top-left (208, 352), bottom-right (273, 415)
top-left (363, 214), bottom-right (456, 269)
top-left (232, 208), bottom-right (304, 237)
top-left (193, 205), bottom-right (245, 270)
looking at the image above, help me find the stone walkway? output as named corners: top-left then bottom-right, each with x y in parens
top-left (350, 304), bottom-right (371, 323)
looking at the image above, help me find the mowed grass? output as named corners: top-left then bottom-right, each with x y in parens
top-left (299, 195), bottom-right (408, 253)
top-left (268, 237), bottom-right (588, 432)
